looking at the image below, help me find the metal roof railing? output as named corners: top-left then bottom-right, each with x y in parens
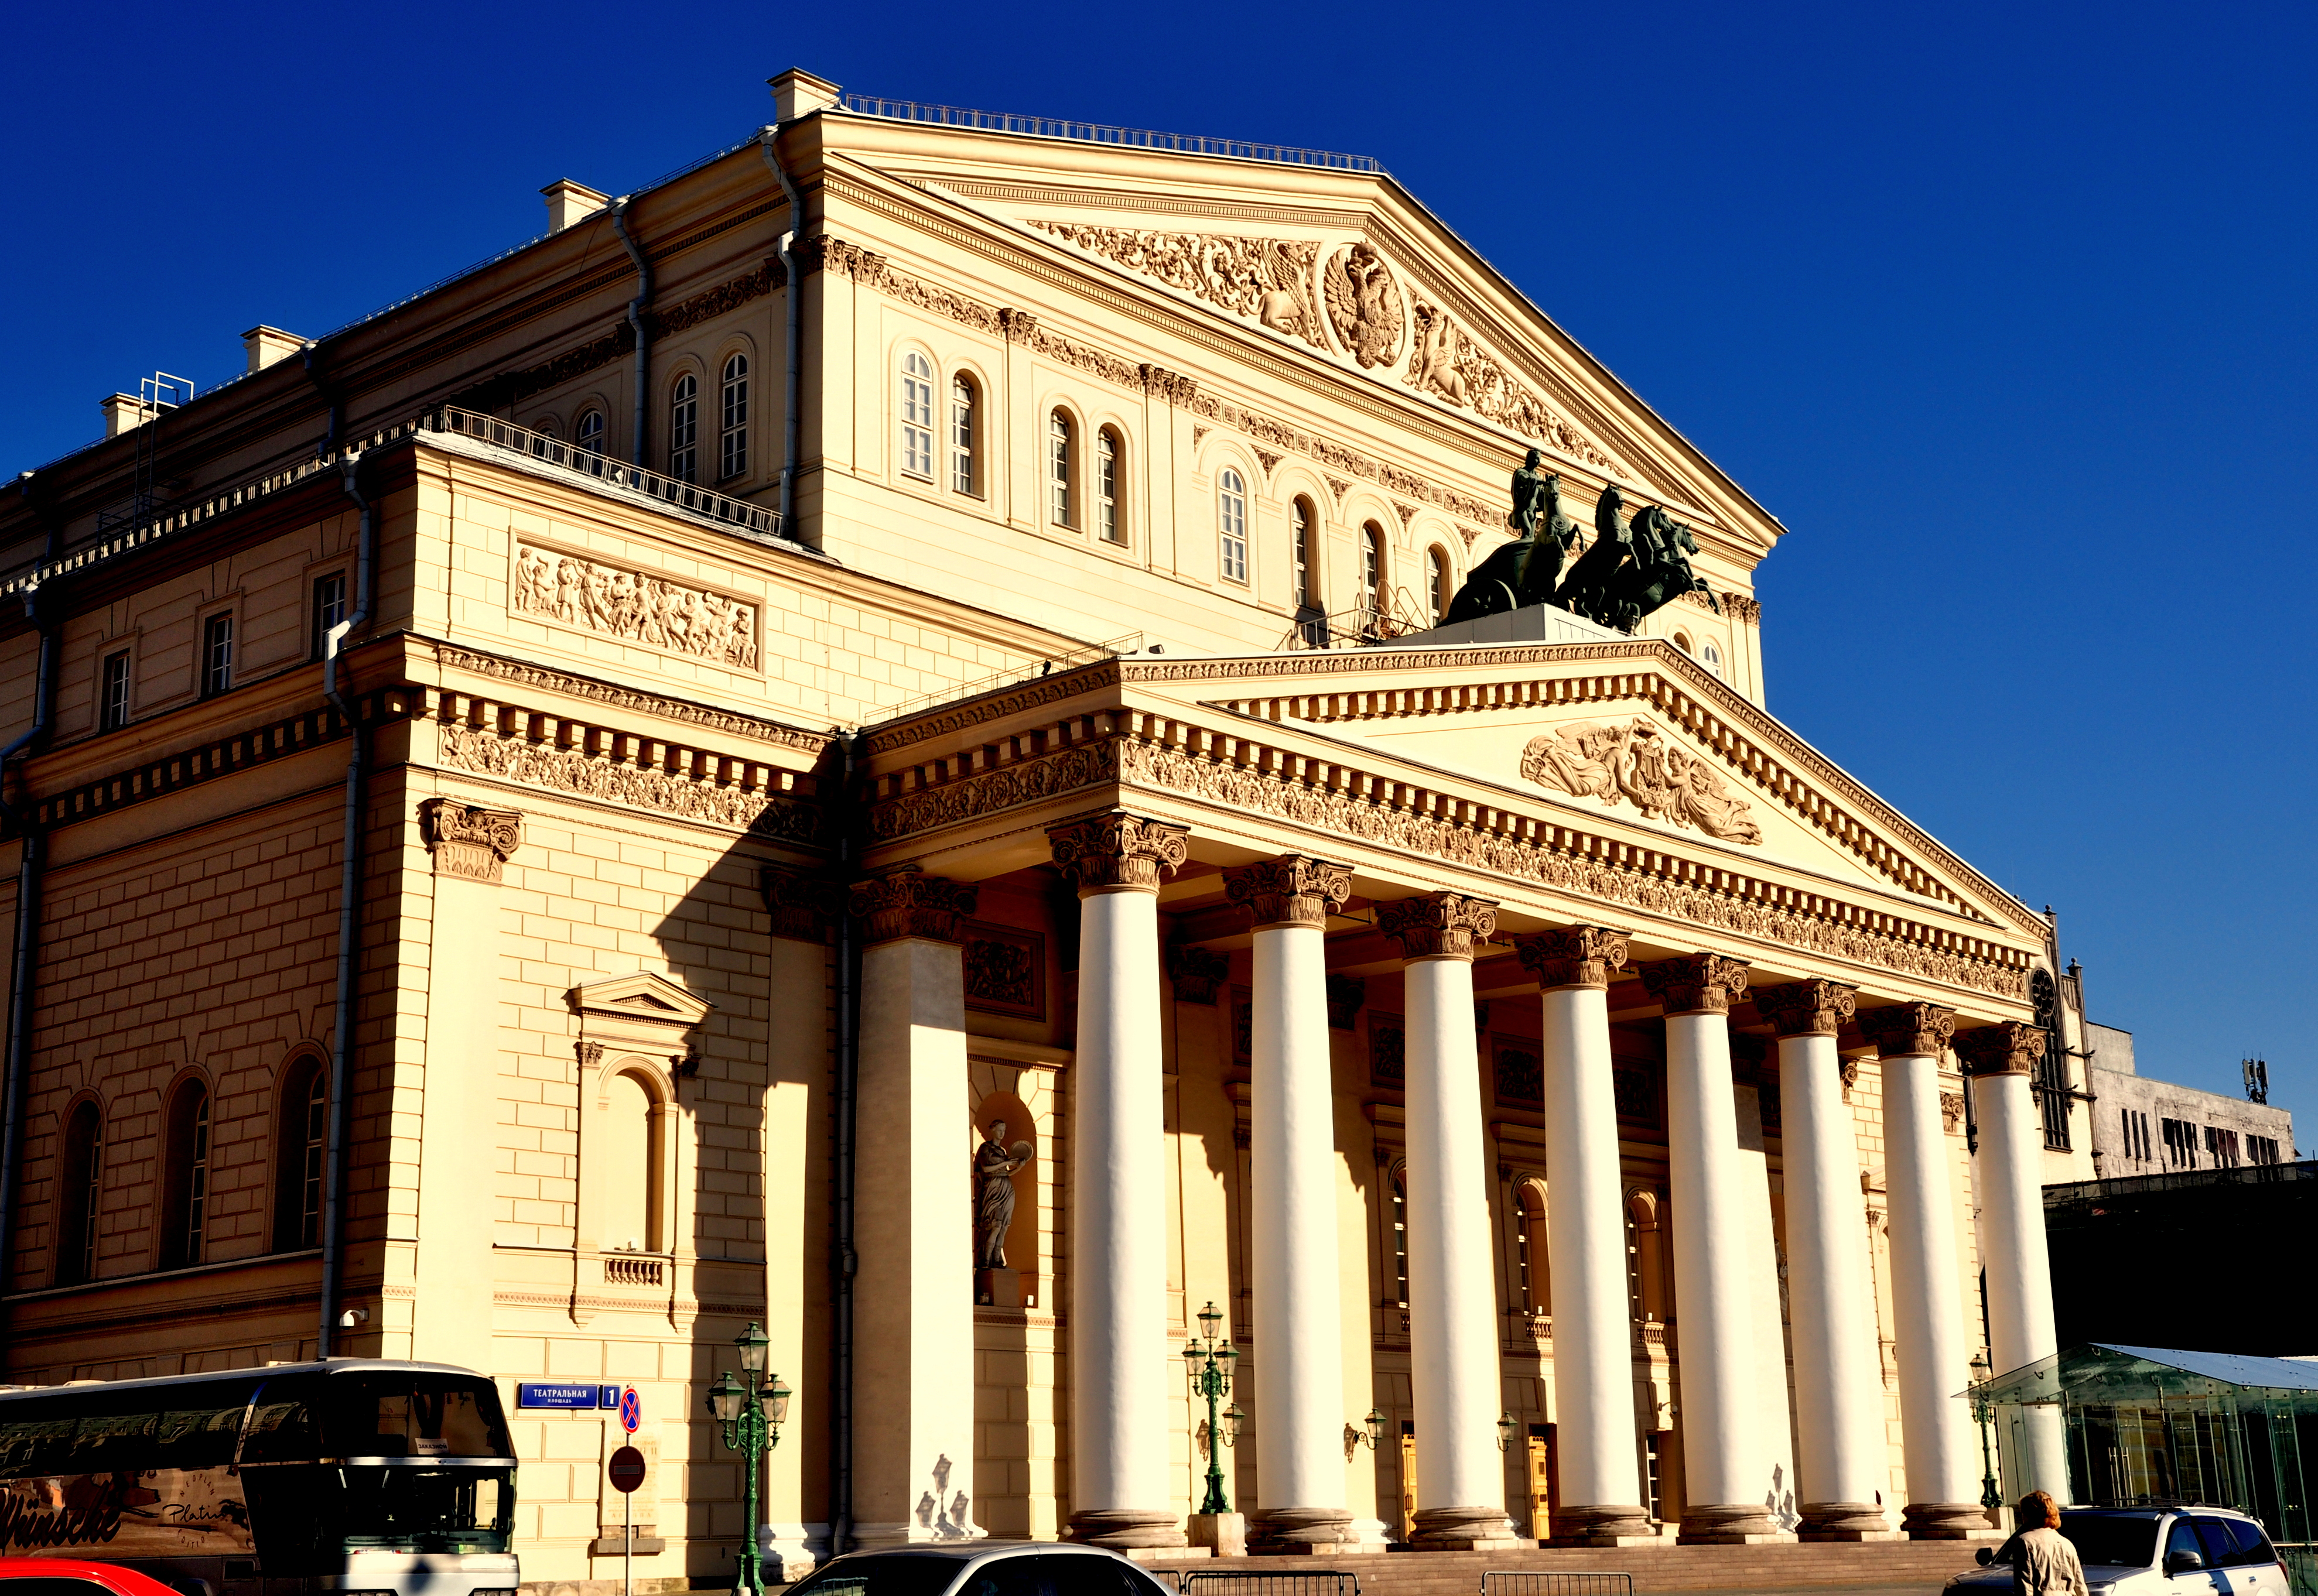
top-left (838, 94), bottom-right (1380, 173)
top-left (434, 408), bottom-right (785, 542)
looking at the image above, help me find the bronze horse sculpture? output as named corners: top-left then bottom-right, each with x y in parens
top-left (1441, 450), bottom-right (1579, 623)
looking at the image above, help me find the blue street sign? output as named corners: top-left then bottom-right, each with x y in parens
top-left (518, 1382), bottom-right (599, 1410)
top-left (618, 1386), bottom-right (642, 1433)
top-left (600, 1384), bottom-right (623, 1409)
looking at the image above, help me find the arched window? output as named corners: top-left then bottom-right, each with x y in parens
top-left (1048, 410), bottom-right (1076, 527)
top-left (667, 373), bottom-right (699, 483)
top-left (275, 1058), bottom-right (329, 1252)
top-left (1218, 469), bottom-right (1249, 584)
top-left (57, 1101), bottom-right (102, 1286)
top-left (1290, 498), bottom-right (1316, 609)
top-left (1096, 427), bottom-right (1124, 544)
top-left (1628, 1187), bottom-right (1667, 1324)
top-left (950, 374), bottom-right (979, 495)
top-left (1427, 547), bottom-right (1449, 621)
top-left (1360, 522), bottom-right (1385, 623)
top-left (1700, 639), bottom-right (1724, 680)
top-left (1390, 1172), bottom-right (1409, 1309)
top-left (719, 354), bottom-right (749, 480)
top-left (576, 408), bottom-right (606, 456)
top-left (601, 1068), bottom-right (662, 1253)
top-left (160, 1080), bottom-right (212, 1271)
top-left (899, 352), bottom-right (935, 480)
top-left (1515, 1179), bottom-right (1551, 1314)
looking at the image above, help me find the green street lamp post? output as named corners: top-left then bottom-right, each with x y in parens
top-left (1182, 1301), bottom-right (1243, 1516)
top-left (708, 1321), bottom-right (792, 1596)
top-left (1968, 1351), bottom-right (2002, 1512)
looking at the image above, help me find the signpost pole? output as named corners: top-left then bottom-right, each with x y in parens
top-left (623, 1476), bottom-right (633, 1596)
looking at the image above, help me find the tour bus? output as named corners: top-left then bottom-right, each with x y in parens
top-left (0, 1360), bottom-right (518, 1596)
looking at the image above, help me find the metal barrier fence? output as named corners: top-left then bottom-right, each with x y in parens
top-left (840, 94), bottom-right (1380, 173)
top-left (1178, 1572), bottom-right (1361, 1596)
top-left (1480, 1573), bottom-right (1635, 1596)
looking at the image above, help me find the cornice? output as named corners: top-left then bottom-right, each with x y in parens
top-left (429, 641), bottom-right (830, 755)
top-left (919, 176), bottom-right (1356, 231)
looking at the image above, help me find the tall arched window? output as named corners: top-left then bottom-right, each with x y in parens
top-left (576, 407), bottom-right (606, 457)
top-left (950, 375), bottom-right (979, 495)
top-left (601, 1069), bottom-right (661, 1253)
top-left (1096, 427), bottom-right (1124, 544)
top-left (1389, 1172), bottom-right (1408, 1309)
top-left (1291, 498), bottom-right (1316, 609)
top-left (1427, 547), bottom-right (1449, 621)
top-left (1628, 1187), bottom-right (1667, 1324)
top-left (1360, 523), bottom-right (1385, 626)
top-left (719, 354), bottom-right (749, 480)
top-left (160, 1080), bottom-right (212, 1270)
top-left (1700, 639), bottom-right (1724, 680)
top-left (57, 1101), bottom-right (102, 1286)
top-left (1218, 469), bottom-right (1249, 583)
top-left (667, 374), bottom-right (699, 483)
top-left (1516, 1179), bottom-right (1550, 1314)
top-left (275, 1058), bottom-right (329, 1251)
top-left (1048, 411), bottom-right (1076, 528)
top-left (899, 352), bottom-right (935, 480)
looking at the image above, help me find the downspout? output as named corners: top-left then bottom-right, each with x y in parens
top-left (317, 450), bottom-right (374, 1356)
top-left (829, 730), bottom-right (857, 1554)
top-left (611, 199), bottom-right (653, 468)
top-left (758, 126), bottom-right (806, 536)
top-left (0, 587), bottom-right (59, 1306)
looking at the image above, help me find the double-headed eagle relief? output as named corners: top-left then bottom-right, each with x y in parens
top-left (1521, 717), bottom-right (1765, 845)
top-left (1444, 456), bottom-right (1717, 634)
top-left (1323, 244), bottom-right (1405, 368)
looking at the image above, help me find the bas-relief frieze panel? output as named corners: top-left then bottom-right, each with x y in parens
top-left (863, 741), bottom-right (1119, 843)
top-left (1028, 223), bottom-right (1326, 350)
top-left (1520, 717), bottom-right (1763, 845)
top-left (1404, 298), bottom-right (1621, 473)
top-left (439, 724), bottom-right (819, 841)
top-left (510, 543), bottom-right (761, 671)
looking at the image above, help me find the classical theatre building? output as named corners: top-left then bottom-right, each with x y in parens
top-left (0, 70), bottom-right (2090, 1585)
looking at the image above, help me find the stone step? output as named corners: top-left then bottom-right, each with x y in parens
top-left (1139, 1540), bottom-right (1978, 1595)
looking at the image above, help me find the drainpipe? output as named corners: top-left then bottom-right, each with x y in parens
top-left (758, 126), bottom-right (806, 537)
top-left (611, 198), bottom-right (653, 468)
top-left (316, 450), bottom-right (374, 1356)
top-left (0, 586), bottom-right (59, 1306)
top-left (829, 729), bottom-right (857, 1555)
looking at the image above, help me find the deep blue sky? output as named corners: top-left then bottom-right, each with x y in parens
top-left (5, 1), bottom-right (2310, 1142)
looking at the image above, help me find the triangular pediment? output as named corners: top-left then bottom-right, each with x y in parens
top-left (567, 970), bottom-right (714, 1029)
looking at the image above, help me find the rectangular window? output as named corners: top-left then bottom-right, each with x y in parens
top-left (300, 1079), bottom-right (327, 1248)
top-left (900, 355), bottom-right (934, 480)
top-left (312, 571), bottom-right (347, 660)
top-left (1096, 430), bottom-right (1121, 543)
top-left (201, 613), bottom-right (234, 697)
top-left (950, 378), bottom-right (976, 495)
top-left (100, 649), bottom-right (131, 731)
top-left (719, 358), bottom-right (749, 481)
top-left (668, 376), bottom-right (699, 484)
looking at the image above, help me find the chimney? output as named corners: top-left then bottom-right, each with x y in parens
top-left (541, 179), bottom-right (611, 233)
top-left (101, 395), bottom-right (150, 437)
top-left (768, 68), bottom-right (843, 123)
top-left (242, 326), bottom-right (307, 375)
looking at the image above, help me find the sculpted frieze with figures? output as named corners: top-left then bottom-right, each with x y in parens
top-left (1028, 222), bottom-right (1325, 349)
top-left (511, 543), bottom-right (760, 671)
top-left (1406, 302), bottom-right (1623, 472)
top-left (1522, 717), bottom-right (1764, 844)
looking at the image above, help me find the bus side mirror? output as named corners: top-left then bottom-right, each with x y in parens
top-left (1977, 1549), bottom-right (1994, 1567)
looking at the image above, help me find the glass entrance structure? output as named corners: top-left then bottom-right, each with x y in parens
top-left (1971, 1345), bottom-right (2318, 1592)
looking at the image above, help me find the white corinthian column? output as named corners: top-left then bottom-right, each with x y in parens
top-left (1958, 1021), bottom-right (2068, 1500)
top-left (1517, 927), bottom-right (1653, 1546)
top-left (1754, 979), bottom-right (1896, 1542)
top-left (1223, 854), bottom-right (1355, 1553)
top-left (1858, 1002), bottom-right (1987, 1539)
top-left (1049, 813), bottom-right (1192, 1550)
top-left (1379, 892), bottom-right (1522, 1552)
top-left (1643, 954), bottom-right (1786, 1544)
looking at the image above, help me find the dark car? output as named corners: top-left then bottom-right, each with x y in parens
top-left (1943, 1506), bottom-right (2289, 1596)
top-left (787, 1544), bottom-right (1176, 1596)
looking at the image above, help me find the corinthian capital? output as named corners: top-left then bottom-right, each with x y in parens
top-left (1858, 1002), bottom-right (1958, 1060)
top-left (1513, 926), bottom-right (1630, 990)
top-left (418, 797), bottom-right (524, 883)
top-left (1222, 855), bottom-right (1351, 930)
top-left (848, 867), bottom-right (979, 946)
top-left (1640, 953), bottom-right (1751, 1015)
top-left (1376, 892), bottom-right (1499, 962)
top-left (1047, 812), bottom-right (1190, 895)
top-left (1754, 978), bottom-right (1859, 1038)
top-left (1955, 1022), bottom-right (2046, 1078)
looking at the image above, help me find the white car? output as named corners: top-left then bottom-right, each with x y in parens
top-left (785, 1543), bottom-right (1178, 1596)
top-left (1943, 1506), bottom-right (2290, 1596)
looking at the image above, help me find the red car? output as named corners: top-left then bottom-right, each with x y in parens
top-left (0, 1563), bottom-right (194, 1596)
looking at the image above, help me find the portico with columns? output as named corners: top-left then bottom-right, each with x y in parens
top-left (843, 639), bottom-right (2060, 1557)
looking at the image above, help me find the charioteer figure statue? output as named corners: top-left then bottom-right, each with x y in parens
top-left (1440, 449), bottom-right (1578, 624)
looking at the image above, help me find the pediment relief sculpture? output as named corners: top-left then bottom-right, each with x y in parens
top-left (1520, 717), bottom-right (1764, 845)
top-left (1030, 222), bottom-right (1325, 348)
top-left (1406, 300), bottom-right (1622, 474)
top-left (512, 543), bottom-right (760, 671)
top-left (1324, 244), bottom-right (1405, 368)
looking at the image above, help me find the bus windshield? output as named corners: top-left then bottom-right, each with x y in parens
top-left (243, 1465), bottom-right (515, 1564)
top-left (324, 1374), bottom-right (512, 1459)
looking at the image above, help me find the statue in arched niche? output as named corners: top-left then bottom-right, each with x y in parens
top-left (973, 1119), bottom-right (1034, 1306)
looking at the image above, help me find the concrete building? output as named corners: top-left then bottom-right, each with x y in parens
top-left (2069, 1004), bottom-right (2294, 1176)
top-left (0, 69), bottom-right (2088, 1591)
